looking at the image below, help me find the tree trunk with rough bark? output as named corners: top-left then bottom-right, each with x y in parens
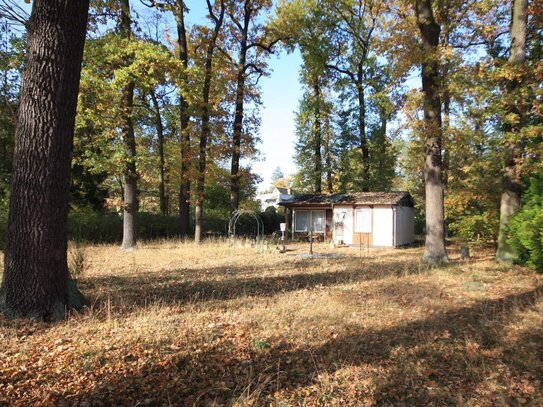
top-left (0, 0), bottom-right (89, 321)
top-left (356, 63), bottom-right (369, 192)
top-left (194, 0), bottom-right (224, 244)
top-left (415, 0), bottom-right (448, 264)
top-left (175, 0), bottom-right (191, 236)
top-left (230, 2), bottom-right (251, 215)
top-left (496, 0), bottom-right (528, 261)
top-left (313, 78), bottom-right (322, 194)
top-left (120, 0), bottom-right (137, 251)
top-left (150, 90), bottom-right (167, 216)
top-left (324, 115), bottom-right (333, 193)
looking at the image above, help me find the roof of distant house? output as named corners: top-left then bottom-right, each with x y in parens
top-left (279, 191), bottom-right (415, 207)
top-left (276, 187), bottom-right (291, 195)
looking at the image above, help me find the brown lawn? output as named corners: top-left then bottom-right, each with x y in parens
top-left (0, 240), bottom-right (542, 406)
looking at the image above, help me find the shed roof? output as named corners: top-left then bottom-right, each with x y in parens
top-left (279, 191), bottom-right (415, 207)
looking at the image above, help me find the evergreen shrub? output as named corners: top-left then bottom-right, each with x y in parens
top-left (508, 169), bottom-right (543, 272)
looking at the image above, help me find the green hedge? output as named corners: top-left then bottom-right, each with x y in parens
top-left (508, 169), bottom-right (543, 272)
top-left (0, 208), bottom-right (284, 247)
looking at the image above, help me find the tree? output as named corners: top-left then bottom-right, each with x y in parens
top-left (0, 0), bottom-right (89, 320)
top-left (119, 0), bottom-right (138, 251)
top-left (173, 0), bottom-right (192, 237)
top-left (508, 168), bottom-right (543, 272)
top-left (324, 0), bottom-right (384, 192)
top-left (194, 0), bottom-right (226, 244)
top-left (496, 0), bottom-right (529, 261)
top-left (415, 0), bottom-right (448, 264)
top-left (228, 0), bottom-right (274, 214)
top-left (271, 166), bottom-right (283, 182)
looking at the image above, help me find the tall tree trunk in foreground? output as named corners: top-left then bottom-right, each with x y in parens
top-left (0, 0), bottom-right (89, 321)
top-left (496, 0), bottom-right (528, 261)
top-left (194, 0), bottom-right (225, 244)
top-left (415, 0), bottom-right (448, 264)
top-left (120, 0), bottom-right (138, 251)
top-left (175, 0), bottom-right (191, 236)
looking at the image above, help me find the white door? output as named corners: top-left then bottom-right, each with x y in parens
top-left (342, 208), bottom-right (353, 245)
top-left (373, 207), bottom-right (393, 247)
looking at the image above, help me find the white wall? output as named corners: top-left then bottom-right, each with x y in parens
top-left (373, 207), bottom-right (393, 247)
top-left (394, 206), bottom-right (415, 246)
top-left (333, 206), bottom-right (353, 245)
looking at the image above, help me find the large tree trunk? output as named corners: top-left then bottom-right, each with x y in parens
top-left (120, 0), bottom-right (137, 251)
top-left (356, 63), bottom-right (369, 192)
top-left (0, 0), bottom-right (89, 321)
top-left (149, 90), bottom-right (167, 216)
top-left (313, 78), bottom-right (322, 194)
top-left (175, 0), bottom-right (192, 236)
top-left (194, 0), bottom-right (224, 244)
top-left (496, 0), bottom-right (528, 261)
top-left (230, 4), bottom-right (251, 215)
top-left (415, 0), bottom-right (448, 264)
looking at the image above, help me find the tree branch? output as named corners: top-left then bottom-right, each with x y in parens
top-left (325, 63), bottom-right (355, 81)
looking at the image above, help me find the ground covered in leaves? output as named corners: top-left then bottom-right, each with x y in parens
top-left (1, 240), bottom-right (542, 406)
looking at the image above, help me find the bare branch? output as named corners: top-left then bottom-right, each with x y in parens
top-left (228, 12), bottom-right (243, 32)
top-left (325, 63), bottom-right (355, 81)
top-left (246, 37), bottom-right (283, 53)
top-left (0, 0), bottom-right (29, 26)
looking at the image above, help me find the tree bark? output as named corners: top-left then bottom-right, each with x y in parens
top-left (175, 0), bottom-right (191, 236)
top-left (119, 0), bottom-right (137, 251)
top-left (0, 0), bottom-right (89, 321)
top-left (415, 0), bottom-right (448, 264)
top-left (313, 77), bottom-right (322, 194)
top-left (356, 63), bottom-right (369, 192)
top-left (324, 115), bottom-right (333, 193)
top-left (149, 90), bottom-right (167, 216)
top-left (194, 0), bottom-right (224, 244)
top-left (496, 0), bottom-right (528, 261)
top-left (230, 0), bottom-right (251, 215)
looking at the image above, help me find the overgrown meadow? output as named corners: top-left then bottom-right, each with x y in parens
top-left (1, 240), bottom-right (542, 406)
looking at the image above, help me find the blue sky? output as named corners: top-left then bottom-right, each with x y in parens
top-left (254, 50), bottom-right (302, 188)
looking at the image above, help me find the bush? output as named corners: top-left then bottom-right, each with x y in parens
top-left (448, 211), bottom-right (499, 245)
top-left (68, 211), bottom-right (181, 243)
top-left (508, 169), bottom-right (543, 272)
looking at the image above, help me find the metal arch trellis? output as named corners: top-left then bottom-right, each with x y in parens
top-left (228, 210), bottom-right (264, 243)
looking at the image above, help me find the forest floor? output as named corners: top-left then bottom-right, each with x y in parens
top-left (0, 239), bottom-right (542, 406)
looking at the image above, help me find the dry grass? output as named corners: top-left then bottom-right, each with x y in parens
top-left (1, 239), bottom-right (542, 406)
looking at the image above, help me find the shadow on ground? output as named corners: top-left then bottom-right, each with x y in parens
top-left (60, 285), bottom-right (543, 406)
top-left (79, 255), bottom-right (424, 311)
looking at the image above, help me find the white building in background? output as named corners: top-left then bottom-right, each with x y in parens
top-left (279, 191), bottom-right (415, 247)
top-left (257, 187), bottom-right (293, 211)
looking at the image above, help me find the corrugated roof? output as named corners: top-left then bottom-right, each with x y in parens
top-left (279, 191), bottom-right (414, 206)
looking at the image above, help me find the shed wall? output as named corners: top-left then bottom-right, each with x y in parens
top-left (394, 206), bottom-right (415, 246)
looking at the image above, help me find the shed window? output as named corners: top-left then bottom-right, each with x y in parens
top-left (355, 208), bottom-right (372, 233)
top-left (311, 210), bottom-right (325, 233)
top-left (294, 210), bottom-right (309, 232)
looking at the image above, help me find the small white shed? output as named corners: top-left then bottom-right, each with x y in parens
top-left (280, 192), bottom-right (415, 247)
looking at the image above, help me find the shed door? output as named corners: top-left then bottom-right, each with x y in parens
top-left (342, 209), bottom-right (353, 245)
top-left (373, 207), bottom-right (393, 247)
